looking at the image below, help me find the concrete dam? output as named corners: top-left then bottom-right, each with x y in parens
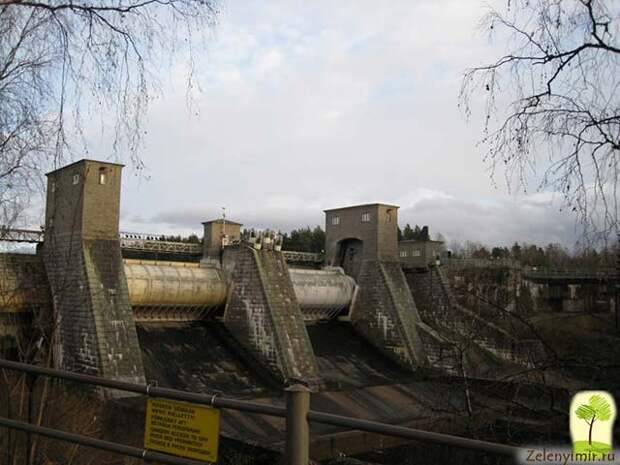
top-left (0, 159), bottom-right (573, 463)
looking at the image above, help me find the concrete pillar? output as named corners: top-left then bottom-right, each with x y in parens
top-left (285, 384), bottom-right (311, 465)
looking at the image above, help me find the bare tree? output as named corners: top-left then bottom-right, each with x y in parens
top-left (460, 0), bottom-right (620, 246)
top-left (0, 0), bottom-right (219, 226)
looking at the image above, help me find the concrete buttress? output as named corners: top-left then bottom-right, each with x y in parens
top-left (223, 244), bottom-right (319, 385)
top-left (42, 160), bottom-right (145, 392)
top-left (350, 260), bottom-right (428, 371)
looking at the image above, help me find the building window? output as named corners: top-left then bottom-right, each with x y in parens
top-left (361, 212), bottom-right (370, 223)
top-left (50, 182), bottom-right (56, 193)
top-left (99, 169), bottom-right (107, 185)
top-left (331, 215), bottom-right (340, 226)
top-left (386, 209), bottom-right (392, 223)
top-left (399, 250), bottom-right (408, 258)
top-left (412, 250), bottom-right (421, 257)
top-left (72, 174), bottom-right (80, 185)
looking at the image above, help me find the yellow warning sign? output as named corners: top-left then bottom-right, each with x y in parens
top-left (144, 397), bottom-right (220, 462)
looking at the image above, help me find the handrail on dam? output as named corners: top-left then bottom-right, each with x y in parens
top-left (0, 358), bottom-right (521, 463)
top-left (0, 227), bottom-right (325, 264)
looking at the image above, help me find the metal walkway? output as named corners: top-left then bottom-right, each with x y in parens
top-left (0, 228), bottom-right (324, 264)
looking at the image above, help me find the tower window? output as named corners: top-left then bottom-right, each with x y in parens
top-left (50, 182), bottom-right (56, 193)
top-left (361, 212), bottom-right (370, 223)
top-left (99, 169), bottom-right (107, 185)
top-left (386, 209), bottom-right (392, 223)
top-left (331, 215), bottom-right (340, 226)
top-left (72, 174), bottom-right (80, 185)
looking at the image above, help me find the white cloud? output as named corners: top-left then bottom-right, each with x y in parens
top-left (50, 0), bottom-right (584, 248)
top-left (399, 195), bottom-right (578, 247)
top-left (323, 110), bottom-right (341, 120)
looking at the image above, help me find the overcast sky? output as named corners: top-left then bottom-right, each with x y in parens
top-left (74, 1), bottom-right (582, 248)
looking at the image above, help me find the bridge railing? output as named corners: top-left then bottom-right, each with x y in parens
top-left (0, 228), bottom-right (325, 264)
top-left (446, 258), bottom-right (521, 269)
top-left (522, 268), bottom-right (618, 281)
top-left (446, 258), bottom-right (619, 281)
top-left (0, 227), bottom-right (44, 243)
top-left (120, 238), bottom-right (203, 255)
top-left (0, 358), bottom-right (519, 465)
top-left (281, 250), bottom-right (324, 264)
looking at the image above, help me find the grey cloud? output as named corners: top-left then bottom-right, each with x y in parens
top-left (144, 206), bottom-right (324, 233)
top-left (133, 194), bottom-right (579, 249)
top-left (400, 196), bottom-right (578, 247)
top-left (85, 0), bottom-right (582, 248)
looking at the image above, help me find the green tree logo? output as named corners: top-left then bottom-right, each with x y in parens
top-left (573, 393), bottom-right (615, 453)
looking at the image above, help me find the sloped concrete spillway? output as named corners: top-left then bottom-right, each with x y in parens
top-left (124, 259), bottom-right (356, 322)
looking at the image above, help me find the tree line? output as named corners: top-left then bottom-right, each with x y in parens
top-left (280, 226), bottom-right (325, 254)
top-left (161, 234), bottom-right (201, 244)
top-left (398, 224), bottom-right (428, 241)
top-left (448, 240), bottom-right (618, 270)
top-left (159, 225), bottom-right (617, 271)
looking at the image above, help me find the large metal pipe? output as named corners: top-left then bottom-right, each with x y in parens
top-left (124, 259), bottom-right (228, 308)
top-left (124, 260), bottom-right (356, 320)
top-left (288, 267), bottom-right (356, 320)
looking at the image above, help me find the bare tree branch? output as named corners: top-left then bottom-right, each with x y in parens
top-left (0, 0), bottom-right (219, 227)
top-left (461, 0), bottom-right (620, 246)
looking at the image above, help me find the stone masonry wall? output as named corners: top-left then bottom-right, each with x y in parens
top-left (44, 235), bottom-right (145, 385)
top-left (223, 245), bottom-right (319, 385)
top-left (44, 235), bottom-right (99, 375)
top-left (83, 240), bottom-right (145, 383)
top-left (350, 260), bottom-right (427, 371)
top-left (407, 267), bottom-right (544, 367)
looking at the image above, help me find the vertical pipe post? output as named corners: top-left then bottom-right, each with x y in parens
top-left (613, 233), bottom-right (620, 331)
top-left (430, 264), bottom-right (433, 313)
top-left (26, 373), bottom-right (35, 465)
top-left (285, 383), bottom-right (310, 465)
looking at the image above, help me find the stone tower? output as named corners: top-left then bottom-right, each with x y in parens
top-left (324, 203), bottom-right (399, 279)
top-left (43, 160), bottom-right (145, 386)
top-left (202, 218), bottom-right (243, 258)
top-left (324, 203), bottom-right (428, 371)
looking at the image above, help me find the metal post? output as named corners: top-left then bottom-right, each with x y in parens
top-left (26, 373), bottom-right (35, 465)
top-left (613, 233), bottom-right (620, 331)
top-left (285, 384), bottom-right (310, 465)
top-left (430, 264), bottom-right (433, 312)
